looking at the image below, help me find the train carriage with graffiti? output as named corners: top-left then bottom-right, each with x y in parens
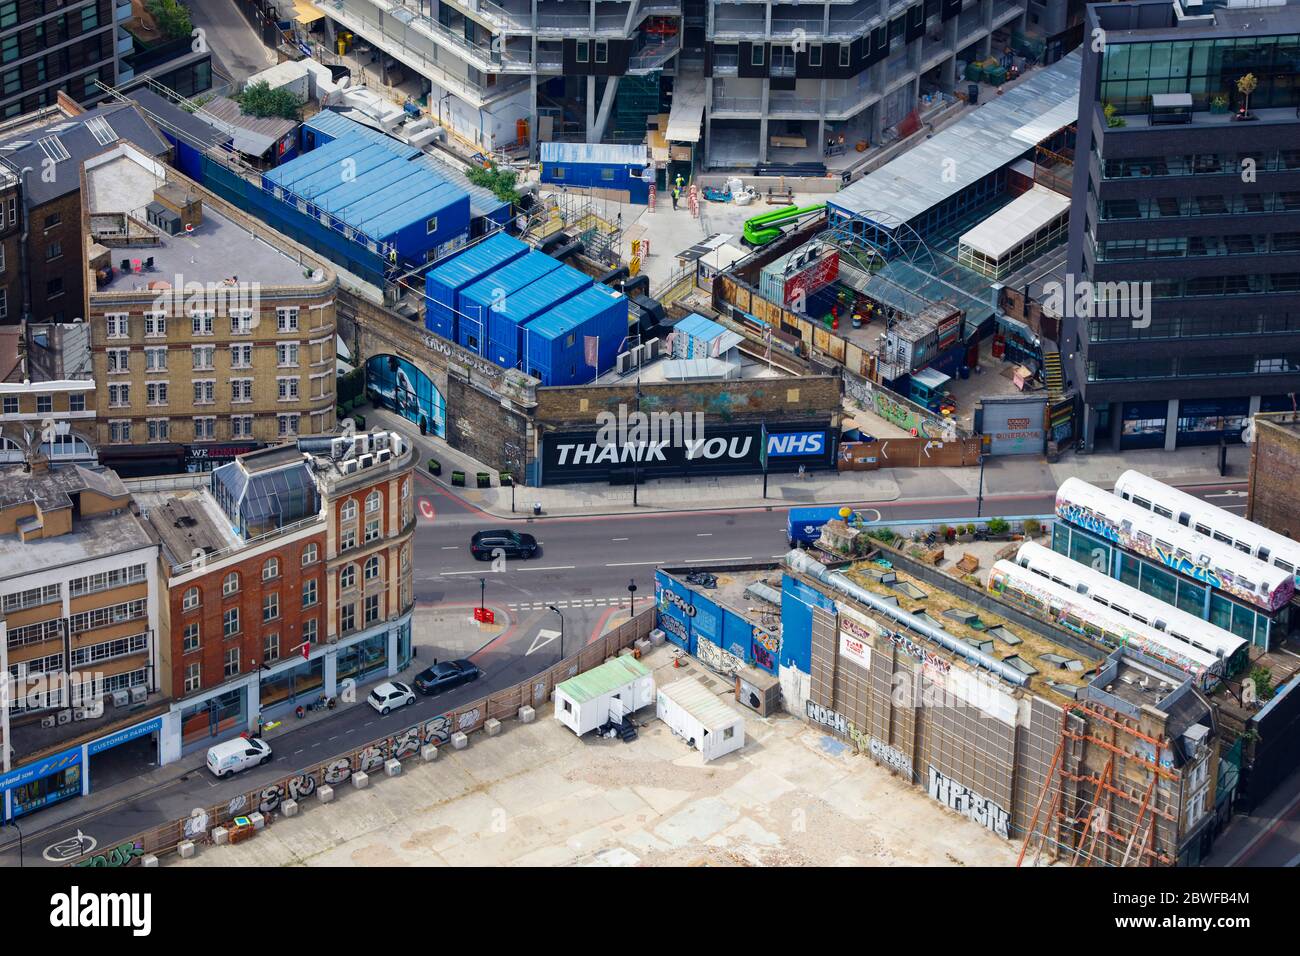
top-left (1054, 477), bottom-right (1295, 613)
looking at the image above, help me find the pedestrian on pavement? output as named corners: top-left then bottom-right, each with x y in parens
top-left (671, 187), bottom-right (680, 210)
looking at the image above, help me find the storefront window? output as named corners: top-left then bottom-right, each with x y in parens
top-left (1121, 401), bottom-right (1167, 450)
top-left (180, 687), bottom-right (247, 747)
top-left (1175, 397), bottom-right (1249, 446)
top-left (259, 656), bottom-right (324, 710)
top-left (397, 620), bottom-right (411, 670)
top-left (336, 633), bottom-right (388, 684)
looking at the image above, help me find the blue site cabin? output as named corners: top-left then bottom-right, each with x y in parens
top-left (485, 264), bottom-right (592, 371)
top-left (457, 251), bottom-right (563, 355)
top-left (424, 232), bottom-right (529, 341)
top-left (301, 110), bottom-right (510, 235)
top-left (262, 138), bottom-right (470, 266)
top-left (786, 506), bottom-right (849, 547)
top-left (539, 142), bottom-right (651, 204)
top-left (522, 283), bottom-right (629, 386)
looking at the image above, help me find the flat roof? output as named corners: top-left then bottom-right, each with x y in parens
top-left (85, 146), bottom-right (320, 287)
top-left (556, 656), bottom-right (650, 704)
top-left (959, 185), bottom-right (1071, 260)
top-left (196, 96), bottom-right (297, 157)
top-left (539, 141), bottom-right (649, 167)
top-left (137, 490), bottom-right (239, 567)
top-left (831, 50), bottom-right (1082, 227)
top-left (659, 676), bottom-right (744, 729)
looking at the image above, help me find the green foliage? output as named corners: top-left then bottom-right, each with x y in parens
top-left (234, 81), bottom-right (304, 121)
top-left (1250, 666), bottom-right (1275, 702)
top-left (1103, 102), bottom-right (1126, 128)
top-left (181, 93), bottom-right (215, 114)
top-left (987, 517), bottom-right (1009, 535)
top-left (938, 524), bottom-right (951, 539)
top-left (466, 162), bottom-right (522, 205)
top-left (147, 0), bottom-right (193, 41)
top-left (867, 526), bottom-right (896, 543)
top-left (337, 366), bottom-right (365, 406)
top-left (1023, 518), bottom-right (1041, 537)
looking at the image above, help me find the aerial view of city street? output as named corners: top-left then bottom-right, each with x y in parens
top-left (0, 0), bottom-right (1297, 912)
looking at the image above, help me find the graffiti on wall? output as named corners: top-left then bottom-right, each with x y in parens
top-left (927, 766), bottom-right (1010, 839)
top-left (423, 714), bottom-right (453, 746)
top-left (658, 612), bottom-right (689, 644)
top-left (868, 737), bottom-right (914, 778)
top-left (1056, 502), bottom-right (1121, 545)
top-left (888, 630), bottom-right (951, 675)
top-left (805, 700), bottom-right (850, 735)
top-left (659, 587), bottom-right (697, 618)
top-left (697, 637), bottom-right (743, 678)
top-left (75, 840), bottom-right (144, 868)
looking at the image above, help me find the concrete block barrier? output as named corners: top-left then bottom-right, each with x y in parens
top-left (319, 785), bottom-right (335, 803)
top-left (384, 759), bottom-right (401, 777)
top-left (485, 718), bottom-right (502, 737)
top-left (518, 705), bottom-right (536, 723)
top-left (352, 771), bottom-right (370, 789)
top-left (421, 744), bottom-right (439, 761)
top-left (282, 799), bottom-right (299, 817)
top-left (451, 731), bottom-right (468, 750)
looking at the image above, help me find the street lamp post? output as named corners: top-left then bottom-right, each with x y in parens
top-left (627, 578), bottom-right (638, 616)
top-left (479, 577), bottom-right (487, 617)
top-left (547, 605), bottom-right (565, 663)
top-left (975, 454), bottom-right (986, 518)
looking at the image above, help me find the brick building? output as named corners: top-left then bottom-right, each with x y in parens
top-left (0, 454), bottom-right (165, 821)
top-left (141, 428), bottom-right (416, 754)
top-left (1247, 410), bottom-right (1300, 542)
top-left (84, 142), bottom-right (338, 476)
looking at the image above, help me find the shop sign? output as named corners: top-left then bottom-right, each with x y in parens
top-left (88, 717), bottom-right (163, 756)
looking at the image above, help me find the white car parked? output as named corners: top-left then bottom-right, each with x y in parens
top-left (368, 681), bottom-right (416, 715)
top-left (206, 736), bottom-right (272, 777)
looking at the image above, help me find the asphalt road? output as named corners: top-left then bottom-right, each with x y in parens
top-left (188, 0), bottom-right (277, 88)
top-left (3, 476), bottom-right (1255, 867)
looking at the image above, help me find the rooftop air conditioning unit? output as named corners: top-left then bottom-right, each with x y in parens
top-left (371, 432), bottom-right (390, 452)
top-left (342, 459), bottom-right (360, 474)
top-left (616, 352), bottom-right (630, 374)
top-left (57, 709), bottom-right (72, 724)
top-left (376, 449), bottom-right (391, 464)
top-left (358, 453), bottom-right (374, 469)
top-left (644, 338), bottom-right (659, 361)
top-left (130, 686), bottom-right (147, 703)
top-left (41, 715), bottom-right (57, 729)
top-left (112, 689), bottom-right (129, 707)
top-left (629, 344), bottom-right (644, 368)
top-left (73, 708), bottom-right (89, 720)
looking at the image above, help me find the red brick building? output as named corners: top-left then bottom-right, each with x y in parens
top-left (143, 429), bottom-right (415, 751)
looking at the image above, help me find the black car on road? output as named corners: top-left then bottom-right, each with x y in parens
top-left (413, 659), bottom-right (482, 696)
top-left (470, 529), bottom-right (538, 560)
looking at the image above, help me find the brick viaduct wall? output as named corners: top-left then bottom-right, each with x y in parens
top-left (1247, 413), bottom-right (1300, 539)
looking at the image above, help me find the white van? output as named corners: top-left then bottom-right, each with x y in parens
top-left (206, 736), bottom-right (272, 777)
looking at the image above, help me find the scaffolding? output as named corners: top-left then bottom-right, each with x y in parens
top-left (1018, 700), bottom-right (1180, 867)
top-left (613, 73), bottom-right (661, 144)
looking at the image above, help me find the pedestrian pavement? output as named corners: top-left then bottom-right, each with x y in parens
top-left (371, 406), bottom-right (1249, 519)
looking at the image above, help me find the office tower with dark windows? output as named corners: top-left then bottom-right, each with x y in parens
top-left (1068, 0), bottom-right (1300, 453)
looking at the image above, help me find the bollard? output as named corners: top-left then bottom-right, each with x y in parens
top-left (282, 799), bottom-right (300, 818)
top-left (177, 841), bottom-right (196, 859)
top-left (517, 705), bottom-right (536, 724)
top-left (384, 759), bottom-right (402, 777)
top-left (141, 855), bottom-right (159, 868)
top-left (319, 785), bottom-right (335, 804)
top-left (451, 731), bottom-right (468, 750)
top-left (485, 718), bottom-right (502, 737)
top-left (635, 638), bottom-right (651, 655)
top-left (421, 744), bottom-right (439, 762)
top-left (352, 770), bottom-right (370, 789)
top-left (213, 827), bottom-right (230, 846)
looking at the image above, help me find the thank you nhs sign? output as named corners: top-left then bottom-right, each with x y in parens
top-left (541, 422), bottom-right (835, 484)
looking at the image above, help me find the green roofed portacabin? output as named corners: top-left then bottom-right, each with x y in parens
top-left (556, 656), bottom-right (651, 705)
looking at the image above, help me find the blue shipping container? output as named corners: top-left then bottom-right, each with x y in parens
top-left (485, 264), bottom-right (592, 371)
top-left (424, 233), bottom-right (529, 341)
top-left (522, 283), bottom-right (629, 386)
top-left (458, 252), bottom-right (563, 355)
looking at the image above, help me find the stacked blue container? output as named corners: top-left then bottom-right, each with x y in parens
top-left (457, 251), bottom-right (563, 355)
top-left (485, 264), bottom-right (592, 371)
top-left (523, 284), bottom-right (630, 386)
top-left (424, 233), bottom-right (529, 341)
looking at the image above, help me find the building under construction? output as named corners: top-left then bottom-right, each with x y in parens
top-left (761, 546), bottom-right (1229, 867)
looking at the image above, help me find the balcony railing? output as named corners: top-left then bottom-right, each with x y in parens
top-left (713, 17), bottom-right (767, 36)
top-left (993, 0), bottom-right (1023, 24)
top-left (629, 35), bottom-right (680, 71)
top-left (768, 94), bottom-right (819, 114)
top-left (475, 0), bottom-right (532, 30)
top-left (771, 17), bottom-right (826, 36)
top-left (712, 96), bottom-right (762, 113)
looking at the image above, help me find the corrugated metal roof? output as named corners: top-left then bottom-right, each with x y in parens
top-left (673, 312), bottom-right (728, 341)
top-left (426, 232), bottom-right (528, 287)
top-left (525, 283), bottom-right (623, 341)
top-left (413, 153), bottom-right (509, 221)
top-left (658, 677), bottom-right (744, 730)
top-left (196, 96), bottom-right (297, 158)
top-left (556, 656), bottom-right (650, 705)
top-left (462, 251), bottom-right (563, 305)
top-left (498, 265), bottom-right (591, 323)
top-left (539, 141), bottom-right (649, 167)
top-left (959, 185), bottom-right (1070, 260)
top-left (830, 50), bottom-right (1082, 227)
top-left (305, 110), bottom-right (421, 158)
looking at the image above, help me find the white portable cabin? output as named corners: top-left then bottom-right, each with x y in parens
top-left (554, 656), bottom-right (656, 737)
top-left (656, 677), bottom-right (746, 762)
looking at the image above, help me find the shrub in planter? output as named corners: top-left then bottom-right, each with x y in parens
top-left (337, 406), bottom-right (346, 420)
top-left (353, 413), bottom-right (366, 431)
top-left (427, 459), bottom-right (441, 476)
top-left (476, 472), bottom-right (491, 489)
top-left (499, 472), bottom-right (513, 486)
top-left (451, 471), bottom-right (465, 487)
top-left (1023, 518), bottom-right (1041, 537)
top-left (987, 517), bottom-right (1009, 536)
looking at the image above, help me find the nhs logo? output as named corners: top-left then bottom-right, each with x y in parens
top-left (767, 431), bottom-right (825, 457)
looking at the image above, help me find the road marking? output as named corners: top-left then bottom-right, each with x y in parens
top-left (438, 569), bottom-right (484, 576)
top-left (696, 532), bottom-right (713, 536)
top-left (294, 749), bottom-right (303, 755)
top-left (526, 628), bottom-right (562, 655)
top-left (517, 565), bottom-right (576, 571)
top-left (695, 556), bottom-right (752, 562)
top-left (43, 830), bottom-right (96, 863)
top-left (441, 546), bottom-right (459, 550)
top-left (606, 560), bottom-right (662, 567)
top-left (612, 537), bottom-right (629, 541)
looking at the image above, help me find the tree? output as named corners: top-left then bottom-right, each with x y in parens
top-left (465, 162), bottom-right (522, 206)
top-left (146, 0), bottom-right (193, 41)
top-left (1249, 665), bottom-right (1275, 702)
top-left (1237, 72), bottom-right (1258, 115)
top-left (234, 81), bottom-right (304, 121)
